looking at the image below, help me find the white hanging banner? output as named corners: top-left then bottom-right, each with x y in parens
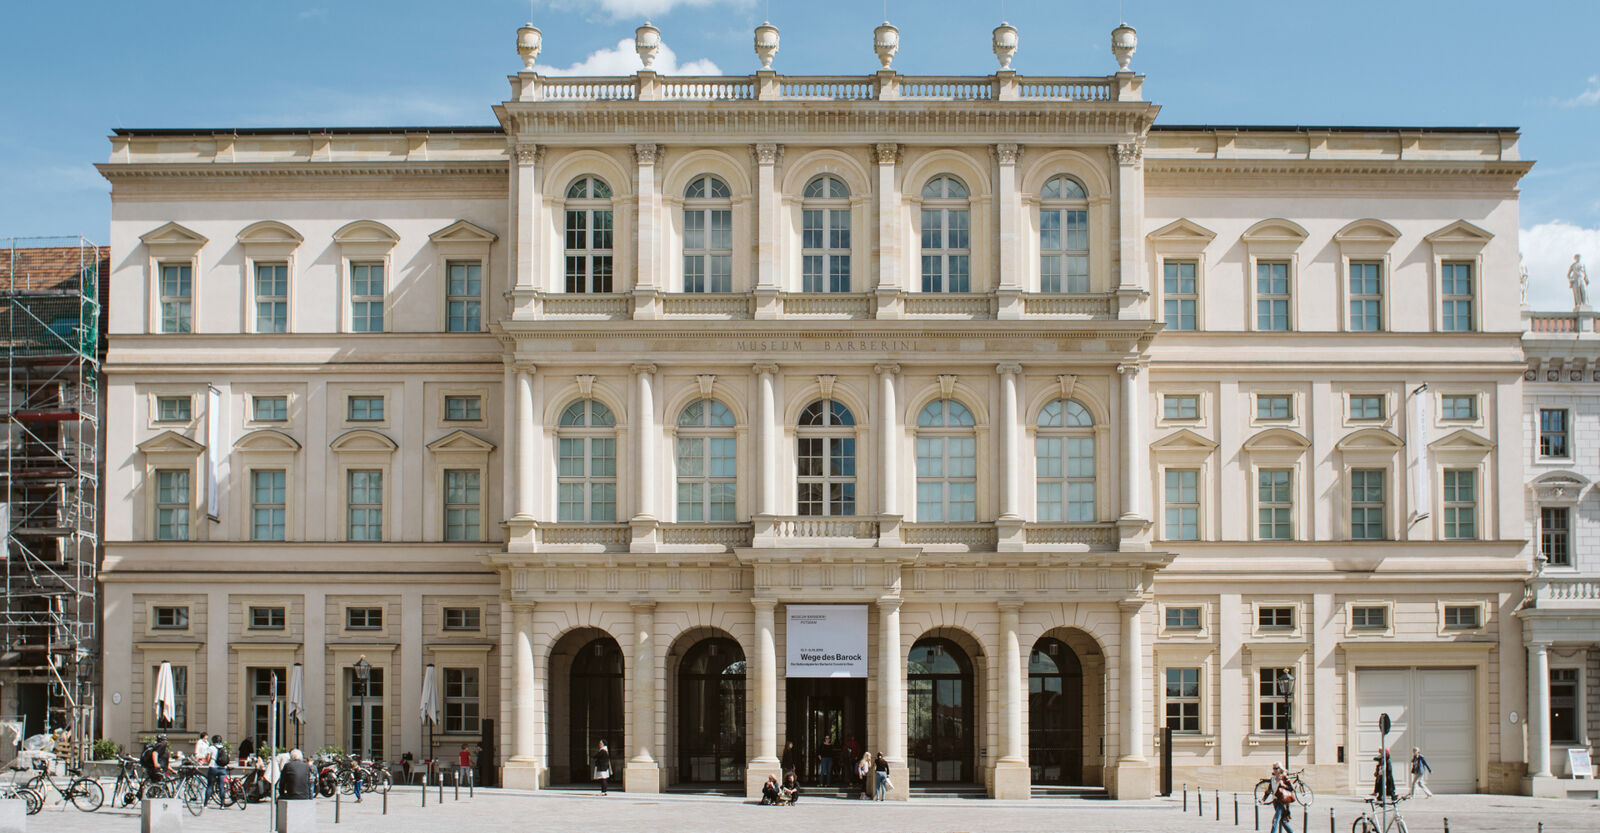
top-left (786, 604), bottom-right (868, 678)
top-left (1408, 384), bottom-right (1431, 527)
top-left (205, 385), bottom-right (222, 522)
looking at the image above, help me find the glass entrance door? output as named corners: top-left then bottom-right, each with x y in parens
top-left (344, 667), bottom-right (384, 762)
top-left (785, 678), bottom-right (866, 786)
top-left (677, 637), bottom-right (746, 784)
top-left (250, 667), bottom-right (288, 749)
top-left (568, 637), bottom-right (624, 782)
top-left (1028, 637), bottom-right (1084, 784)
top-left (907, 638), bottom-right (974, 783)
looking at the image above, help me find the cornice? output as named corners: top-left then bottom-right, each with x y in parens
top-left (1144, 158), bottom-right (1534, 179)
top-left (96, 160), bottom-right (508, 182)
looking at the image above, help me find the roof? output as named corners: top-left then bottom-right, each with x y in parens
top-left (1, 244), bottom-right (107, 293)
top-left (1, 244), bottom-right (108, 359)
top-left (1151, 124), bottom-right (1518, 134)
top-left (112, 126), bottom-right (503, 137)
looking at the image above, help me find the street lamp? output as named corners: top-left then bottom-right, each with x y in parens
top-left (1276, 669), bottom-right (1295, 769)
top-left (354, 656), bottom-right (371, 764)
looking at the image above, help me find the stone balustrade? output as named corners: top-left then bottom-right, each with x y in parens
top-left (512, 72), bottom-right (1124, 104)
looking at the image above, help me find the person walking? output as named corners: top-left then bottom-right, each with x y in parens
top-left (818, 735), bottom-right (835, 787)
top-left (1260, 762), bottom-right (1296, 833)
top-left (1407, 747), bottom-right (1434, 798)
top-left (873, 752), bottom-right (890, 801)
top-left (856, 751), bottom-right (872, 800)
top-left (1372, 748), bottom-right (1397, 802)
top-left (592, 740), bottom-right (612, 795)
top-left (193, 732), bottom-right (220, 807)
top-left (457, 744), bottom-right (473, 786)
top-left (780, 740), bottom-right (798, 777)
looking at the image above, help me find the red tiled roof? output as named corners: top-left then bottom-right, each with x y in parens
top-left (0, 246), bottom-right (108, 293)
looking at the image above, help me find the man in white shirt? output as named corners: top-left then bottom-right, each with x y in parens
top-left (193, 732), bottom-right (218, 806)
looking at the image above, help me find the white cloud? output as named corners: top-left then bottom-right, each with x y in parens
top-left (1521, 221), bottom-right (1600, 310)
top-left (539, 0), bottom-right (751, 19)
top-left (542, 37), bottom-right (721, 77)
top-left (1558, 75), bottom-right (1600, 108)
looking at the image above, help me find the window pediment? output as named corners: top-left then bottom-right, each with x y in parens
top-left (1333, 219), bottom-right (1401, 247)
top-left (1147, 218), bottom-right (1217, 250)
top-left (137, 430), bottom-right (206, 455)
top-left (140, 221), bottom-right (208, 250)
top-left (429, 220), bottom-right (498, 245)
top-left (329, 429), bottom-right (398, 452)
top-left (1241, 218), bottom-right (1309, 246)
top-left (1335, 428), bottom-right (1404, 452)
top-left (1531, 471), bottom-right (1589, 505)
top-left (1242, 428), bottom-right (1310, 452)
top-left (236, 221), bottom-right (304, 246)
top-left (1429, 428), bottom-right (1494, 452)
top-left (332, 220), bottom-right (400, 247)
top-left (1423, 219), bottom-right (1493, 246)
top-left (426, 429), bottom-right (496, 453)
top-left (1152, 428), bottom-right (1219, 457)
top-left (235, 429), bottom-right (302, 452)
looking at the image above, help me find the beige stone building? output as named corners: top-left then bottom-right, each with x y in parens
top-left (96, 21), bottom-right (1534, 799)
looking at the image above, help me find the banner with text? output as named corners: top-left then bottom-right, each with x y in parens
top-left (786, 604), bottom-right (868, 678)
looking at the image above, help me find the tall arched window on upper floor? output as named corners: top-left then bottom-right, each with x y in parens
top-left (920, 175), bottom-right (971, 293)
top-left (915, 399), bottom-right (977, 521)
top-left (1036, 399), bottom-right (1096, 521)
top-left (564, 176), bottom-right (614, 293)
top-left (797, 399), bottom-right (856, 516)
top-left (802, 175), bottom-right (851, 293)
top-left (1040, 175), bottom-right (1089, 293)
top-left (683, 175), bottom-right (733, 293)
top-left (557, 399), bottom-right (617, 522)
top-left (676, 399), bottom-right (736, 522)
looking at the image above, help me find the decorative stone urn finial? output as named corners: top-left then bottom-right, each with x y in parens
top-left (635, 21), bottom-right (662, 69)
top-left (516, 22), bottom-right (542, 71)
top-left (992, 21), bottom-right (1018, 70)
top-left (754, 21), bottom-right (779, 69)
top-left (874, 21), bottom-right (899, 69)
top-left (1111, 22), bottom-right (1137, 71)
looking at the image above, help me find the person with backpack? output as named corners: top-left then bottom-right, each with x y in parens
top-left (1259, 762), bottom-right (1295, 833)
top-left (207, 735), bottom-right (229, 807)
top-left (141, 734), bottom-right (173, 788)
top-left (1407, 747), bottom-right (1434, 798)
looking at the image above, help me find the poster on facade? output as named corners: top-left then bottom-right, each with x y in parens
top-left (786, 605), bottom-right (868, 677)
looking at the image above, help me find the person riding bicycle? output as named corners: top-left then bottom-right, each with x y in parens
top-left (140, 734), bottom-right (174, 787)
top-left (1260, 762), bottom-right (1296, 833)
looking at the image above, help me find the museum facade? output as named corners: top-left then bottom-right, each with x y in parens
top-left (96, 21), bottom-right (1534, 798)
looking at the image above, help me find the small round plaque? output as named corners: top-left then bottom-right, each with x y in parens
top-left (1508, 710), bottom-right (1519, 724)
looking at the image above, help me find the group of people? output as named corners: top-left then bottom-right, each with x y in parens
top-left (139, 731), bottom-right (250, 807)
top-left (1259, 747), bottom-right (1433, 833)
top-left (761, 735), bottom-right (892, 804)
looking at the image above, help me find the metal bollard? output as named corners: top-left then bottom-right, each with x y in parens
top-left (1199, 788), bottom-right (1204, 816)
top-left (1235, 793), bottom-right (1239, 825)
top-left (469, 770), bottom-right (474, 798)
top-left (438, 772), bottom-right (443, 803)
top-left (1301, 802), bottom-right (1307, 833)
top-left (1443, 818), bottom-right (1449, 833)
top-left (383, 788), bottom-right (388, 815)
top-left (455, 773), bottom-right (459, 801)
top-left (335, 788), bottom-right (341, 824)
top-left (1254, 798), bottom-right (1260, 831)
top-left (1184, 784), bottom-right (1189, 812)
top-left (1330, 807), bottom-right (1334, 833)
top-left (1215, 790), bottom-right (1220, 821)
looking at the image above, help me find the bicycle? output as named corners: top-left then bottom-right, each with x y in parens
top-left (21, 759), bottom-right (103, 812)
top-left (217, 770), bottom-right (250, 810)
top-left (1352, 795), bottom-right (1408, 833)
top-left (1255, 768), bottom-right (1314, 807)
top-left (0, 776), bottom-right (42, 816)
top-left (171, 763), bottom-right (208, 816)
top-left (110, 755), bottom-right (149, 809)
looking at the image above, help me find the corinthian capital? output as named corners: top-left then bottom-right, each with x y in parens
top-left (1113, 141), bottom-right (1144, 168)
top-left (992, 143), bottom-right (1022, 165)
top-left (751, 143), bottom-right (783, 166)
top-left (874, 142), bottom-right (901, 165)
top-left (512, 143), bottom-right (542, 165)
top-left (632, 143), bottom-right (660, 165)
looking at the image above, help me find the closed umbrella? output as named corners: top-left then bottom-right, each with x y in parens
top-left (287, 663), bottom-right (305, 750)
top-left (153, 661), bottom-right (176, 729)
top-left (420, 664), bottom-right (440, 781)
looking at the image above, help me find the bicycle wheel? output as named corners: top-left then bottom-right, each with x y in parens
top-left (338, 771), bottom-right (355, 795)
top-left (229, 781), bottom-right (247, 810)
top-left (373, 770), bottom-right (391, 794)
top-left (69, 777), bottom-right (104, 811)
top-left (1295, 778), bottom-right (1314, 807)
top-left (23, 787), bottom-right (41, 816)
top-left (180, 776), bottom-right (206, 816)
top-left (1392, 819), bottom-right (1407, 833)
top-left (113, 779), bottom-right (137, 809)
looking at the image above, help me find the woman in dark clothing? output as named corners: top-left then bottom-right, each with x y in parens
top-left (873, 752), bottom-right (890, 800)
top-left (780, 741), bottom-right (798, 776)
top-left (237, 736), bottom-right (256, 763)
top-left (780, 770), bottom-right (801, 804)
top-left (592, 740), bottom-right (612, 795)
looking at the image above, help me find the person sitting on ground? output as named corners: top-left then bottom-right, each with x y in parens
top-left (780, 770), bottom-right (801, 805)
top-left (760, 774), bottom-right (782, 805)
top-left (278, 749), bottom-right (315, 800)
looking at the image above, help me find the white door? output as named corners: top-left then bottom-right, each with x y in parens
top-left (1354, 668), bottom-right (1476, 793)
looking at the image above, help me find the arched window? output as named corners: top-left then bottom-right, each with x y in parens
top-left (802, 176), bottom-right (851, 293)
top-left (797, 399), bottom-right (856, 516)
top-left (565, 176), bottom-right (614, 293)
top-left (676, 399), bottom-right (737, 522)
top-left (683, 175), bottom-right (732, 293)
top-left (915, 399), bottom-right (976, 522)
top-left (1040, 176), bottom-right (1089, 293)
top-left (920, 175), bottom-right (971, 293)
top-left (557, 399), bottom-right (617, 521)
top-left (1036, 399), bottom-right (1095, 521)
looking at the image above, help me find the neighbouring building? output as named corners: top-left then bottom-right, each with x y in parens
top-left (95, 20), bottom-right (1535, 798)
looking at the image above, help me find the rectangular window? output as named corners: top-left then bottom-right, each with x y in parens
top-left (1165, 667), bottom-right (1201, 733)
top-left (159, 263), bottom-right (192, 333)
top-left (1259, 668), bottom-right (1293, 732)
top-left (1164, 607), bottom-right (1201, 630)
top-left (1256, 261), bottom-right (1290, 331)
top-left (155, 396), bottom-right (191, 422)
top-left (249, 606), bottom-right (286, 630)
top-left (1258, 606), bottom-right (1294, 630)
top-left (1540, 507), bottom-right (1571, 567)
top-left (1348, 261), bottom-right (1382, 331)
top-left (348, 395), bottom-right (384, 422)
top-left (442, 607), bottom-right (481, 632)
top-left (1351, 605), bottom-right (1388, 630)
top-left (252, 395), bottom-right (288, 422)
top-left (1539, 409), bottom-right (1570, 458)
top-left (347, 470), bottom-right (383, 541)
top-left (155, 469), bottom-right (190, 541)
top-left (1349, 395), bottom-right (1385, 421)
top-left (152, 605), bottom-right (189, 630)
top-left (1257, 469), bottom-right (1292, 540)
top-left (446, 262), bottom-right (482, 332)
top-left (1550, 668), bottom-right (1579, 745)
top-left (1441, 262), bottom-right (1474, 331)
top-left (444, 395), bottom-right (482, 422)
top-left (345, 607), bottom-right (383, 630)
top-left (444, 469), bottom-right (481, 542)
top-left (443, 668), bottom-right (481, 734)
top-left (255, 263), bottom-right (288, 333)
top-left (1441, 394), bottom-right (1477, 421)
top-left (1442, 605), bottom-right (1480, 630)
top-left (251, 469), bottom-right (287, 541)
top-left (1350, 469), bottom-right (1386, 540)
top-left (350, 262), bottom-right (384, 332)
top-left (1164, 469), bottom-right (1199, 541)
top-left (1163, 261), bottom-right (1197, 331)
top-left (1442, 469), bottom-right (1476, 540)
top-left (1256, 395), bottom-right (1292, 421)
top-left (1163, 394), bottom-right (1199, 421)
top-left (250, 668), bottom-right (287, 748)
top-left (154, 665), bottom-right (189, 730)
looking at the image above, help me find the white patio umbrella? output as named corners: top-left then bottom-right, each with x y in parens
top-left (152, 661), bottom-right (176, 730)
top-left (420, 664), bottom-right (440, 780)
top-left (287, 663), bottom-right (305, 749)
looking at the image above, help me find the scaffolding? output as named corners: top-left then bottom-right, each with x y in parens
top-left (2, 236), bottom-right (102, 762)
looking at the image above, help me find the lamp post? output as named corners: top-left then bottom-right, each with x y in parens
top-left (1276, 670), bottom-right (1295, 768)
top-left (354, 656), bottom-right (371, 764)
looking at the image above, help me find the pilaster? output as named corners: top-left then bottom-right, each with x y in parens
top-left (632, 143), bottom-right (663, 318)
top-left (502, 601), bottom-right (542, 789)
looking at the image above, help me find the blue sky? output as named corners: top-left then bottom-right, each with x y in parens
top-left (2, 0), bottom-right (1597, 305)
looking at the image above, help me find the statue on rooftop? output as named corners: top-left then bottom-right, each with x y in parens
top-left (1520, 256), bottom-right (1529, 307)
top-left (1570, 254), bottom-right (1590, 309)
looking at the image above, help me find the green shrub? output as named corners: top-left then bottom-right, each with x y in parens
top-left (91, 738), bottom-right (122, 760)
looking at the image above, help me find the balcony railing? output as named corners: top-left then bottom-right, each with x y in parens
top-left (901, 523), bottom-right (998, 551)
top-left (536, 523), bottom-right (629, 551)
top-left (1527, 312), bottom-right (1582, 333)
top-left (660, 523), bottom-right (753, 549)
top-left (529, 519), bottom-right (1120, 553)
top-left (1025, 523), bottom-right (1119, 549)
top-left (1022, 293), bottom-right (1117, 318)
top-left (661, 293), bottom-right (755, 319)
top-left (1530, 576), bottom-right (1600, 606)
top-left (512, 72), bottom-right (1129, 104)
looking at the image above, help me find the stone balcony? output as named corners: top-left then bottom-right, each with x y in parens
top-left (1527, 575), bottom-right (1600, 609)
top-left (509, 70), bottom-right (1134, 104)
top-left (520, 289), bottom-right (1119, 322)
top-left (515, 518), bottom-right (1121, 554)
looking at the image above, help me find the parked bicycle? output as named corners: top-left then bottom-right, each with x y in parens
top-left (110, 754), bottom-right (150, 809)
top-left (1352, 795), bottom-right (1408, 833)
top-left (21, 759), bottom-right (103, 812)
top-left (1255, 768), bottom-right (1314, 807)
top-left (170, 763), bottom-right (207, 816)
top-left (0, 771), bottom-right (41, 816)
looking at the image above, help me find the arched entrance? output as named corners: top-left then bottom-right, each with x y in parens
top-left (907, 637), bottom-right (975, 784)
top-left (676, 637), bottom-right (746, 785)
top-left (549, 630), bottom-right (625, 785)
top-left (1029, 636), bottom-right (1084, 785)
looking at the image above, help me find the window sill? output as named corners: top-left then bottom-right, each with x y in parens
top-left (1156, 733), bottom-right (1215, 748)
top-left (1247, 733), bottom-right (1309, 748)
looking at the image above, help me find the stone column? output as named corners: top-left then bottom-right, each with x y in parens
top-left (503, 601), bottom-right (542, 788)
top-left (755, 364), bottom-right (779, 517)
top-left (992, 601), bottom-right (1030, 798)
top-left (624, 601), bottom-right (660, 792)
top-left (994, 143), bottom-right (1023, 318)
top-left (753, 143), bottom-right (782, 317)
top-left (873, 142), bottom-right (903, 318)
top-left (512, 143), bottom-right (541, 295)
top-left (1113, 598), bottom-right (1153, 798)
top-left (747, 599), bottom-right (781, 797)
top-left (996, 363), bottom-right (1025, 550)
top-left (876, 363), bottom-right (902, 545)
top-left (877, 597), bottom-right (908, 799)
top-left (630, 363), bottom-right (659, 550)
top-left (1117, 363), bottom-right (1148, 550)
top-left (632, 143), bottom-right (662, 317)
top-left (1529, 641), bottom-right (1552, 778)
